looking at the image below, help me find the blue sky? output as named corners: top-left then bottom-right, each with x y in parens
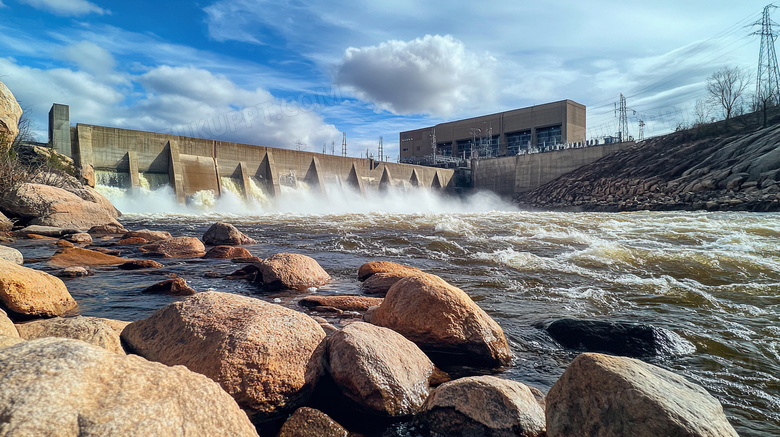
top-left (0, 0), bottom-right (768, 159)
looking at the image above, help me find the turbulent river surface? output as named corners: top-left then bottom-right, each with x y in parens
top-left (16, 183), bottom-right (780, 436)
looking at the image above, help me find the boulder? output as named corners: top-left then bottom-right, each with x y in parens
top-left (64, 232), bottom-right (93, 244)
top-left (122, 229), bottom-right (172, 242)
top-left (15, 316), bottom-right (124, 354)
top-left (0, 259), bottom-right (78, 319)
top-left (202, 222), bottom-right (257, 246)
top-left (47, 247), bottom-right (129, 268)
top-left (299, 295), bottom-right (383, 312)
top-left (142, 277), bottom-right (197, 296)
top-left (121, 291), bottom-right (326, 419)
top-left (0, 211), bottom-right (13, 231)
top-left (418, 375), bottom-right (546, 437)
top-left (545, 353), bottom-right (738, 437)
top-left (368, 273), bottom-right (512, 367)
top-left (361, 272), bottom-right (410, 295)
top-left (19, 224), bottom-right (81, 237)
top-left (116, 236), bottom-right (149, 245)
top-left (203, 245), bottom-right (254, 259)
top-left (0, 79), bottom-right (22, 146)
top-left (2, 183), bottom-right (119, 229)
top-left (0, 308), bottom-right (18, 337)
top-left (0, 334), bottom-right (24, 349)
top-left (88, 223), bottom-right (127, 235)
top-left (31, 199), bottom-right (121, 230)
top-left (278, 407), bottom-right (349, 437)
top-left (0, 245), bottom-right (23, 265)
top-left (328, 322), bottom-right (434, 417)
top-left (141, 236), bottom-right (206, 258)
top-left (543, 318), bottom-right (696, 357)
top-left (255, 253), bottom-right (331, 291)
top-left (0, 338), bottom-right (258, 436)
top-left (117, 259), bottom-right (163, 270)
top-left (357, 260), bottom-right (421, 281)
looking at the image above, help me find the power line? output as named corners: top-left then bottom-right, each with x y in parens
top-left (753, 4), bottom-right (780, 104)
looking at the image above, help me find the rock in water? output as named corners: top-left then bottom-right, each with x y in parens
top-left (255, 253), bottom-right (331, 291)
top-left (0, 245), bottom-right (23, 265)
top-left (328, 322), bottom-right (434, 417)
top-left (361, 272), bottom-right (411, 295)
top-left (47, 247), bottom-right (129, 268)
top-left (121, 291), bottom-right (326, 420)
top-left (0, 259), bottom-right (78, 320)
top-left (0, 80), bottom-right (22, 146)
top-left (544, 318), bottom-right (695, 357)
top-left (545, 352), bottom-right (738, 437)
top-left (15, 316), bottom-right (124, 354)
top-left (202, 222), bottom-right (257, 245)
top-left (140, 236), bottom-right (206, 258)
top-left (368, 273), bottom-right (512, 367)
top-left (357, 260), bottom-right (421, 281)
top-left (278, 407), bottom-right (349, 437)
top-left (121, 229), bottom-right (172, 241)
top-left (418, 375), bottom-right (546, 437)
top-left (142, 277), bottom-right (196, 296)
top-left (203, 245), bottom-right (253, 259)
top-left (299, 295), bottom-right (383, 312)
top-left (0, 338), bottom-right (258, 436)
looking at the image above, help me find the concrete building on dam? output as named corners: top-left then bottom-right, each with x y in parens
top-left (400, 100), bottom-right (587, 165)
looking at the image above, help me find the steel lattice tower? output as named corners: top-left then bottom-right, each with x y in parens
top-left (615, 93), bottom-right (629, 142)
top-left (753, 4), bottom-right (780, 105)
top-left (341, 132), bottom-right (347, 157)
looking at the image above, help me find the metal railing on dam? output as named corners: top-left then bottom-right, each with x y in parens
top-left (49, 105), bottom-right (454, 202)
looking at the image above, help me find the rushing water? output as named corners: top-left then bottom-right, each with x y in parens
top-left (14, 180), bottom-right (780, 436)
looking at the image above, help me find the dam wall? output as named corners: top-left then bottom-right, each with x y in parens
top-left (471, 142), bottom-right (634, 197)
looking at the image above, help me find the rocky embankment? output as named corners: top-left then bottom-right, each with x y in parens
top-left (516, 122), bottom-right (780, 212)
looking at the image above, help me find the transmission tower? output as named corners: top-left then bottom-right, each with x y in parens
top-left (378, 136), bottom-right (384, 161)
top-left (341, 132), bottom-right (347, 157)
top-left (322, 143), bottom-right (326, 154)
top-left (615, 94), bottom-right (629, 142)
top-left (331, 141), bottom-right (335, 155)
top-left (752, 4), bottom-right (780, 105)
top-left (638, 119), bottom-right (645, 141)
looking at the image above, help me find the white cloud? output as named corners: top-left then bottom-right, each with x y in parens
top-left (62, 41), bottom-right (116, 75)
top-left (336, 35), bottom-right (497, 117)
top-left (19, 0), bottom-right (107, 16)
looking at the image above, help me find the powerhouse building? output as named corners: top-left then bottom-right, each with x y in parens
top-left (399, 100), bottom-right (586, 163)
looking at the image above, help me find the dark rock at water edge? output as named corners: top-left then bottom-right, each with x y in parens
top-left (542, 318), bottom-right (695, 358)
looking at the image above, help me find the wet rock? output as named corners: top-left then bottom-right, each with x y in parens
top-left (543, 318), bottom-right (695, 357)
top-left (233, 256), bottom-right (263, 263)
top-left (202, 222), bottom-right (257, 246)
top-left (203, 245), bottom-right (254, 259)
top-left (15, 316), bottom-right (124, 354)
top-left (64, 232), bottom-right (92, 244)
top-left (88, 223), bottom-right (127, 235)
top-left (56, 239), bottom-right (75, 248)
top-left (418, 375), bottom-right (546, 437)
top-left (116, 236), bottom-right (148, 245)
top-left (278, 407), bottom-right (349, 437)
top-left (93, 247), bottom-right (121, 256)
top-left (226, 264), bottom-right (260, 280)
top-left (141, 236), bottom-right (206, 258)
top-left (546, 352), bottom-right (738, 437)
top-left (299, 295), bottom-right (383, 312)
top-left (357, 260), bottom-right (421, 281)
top-left (0, 245), bottom-right (23, 265)
top-left (0, 338), bottom-right (258, 436)
top-left (47, 246), bottom-right (129, 268)
top-left (255, 253), bottom-right (331, 291)
top-left (117, 259), bottom-right (164, 270)
top-left (361, 272), bottom-right (410, 295)
top-left (121, 291), bottom-right (326, 420)
top-left (19, 224), bottom-right (81, 237)
top-left (58, 266), bottom-right (94, 278)
top-left (0, 211), bottom-right (13, 231)
top-left (328, 322), bottom-right (434, 417)
top-left (0, 259), bottom-right (78, 320)
top-left (30, 194), bottom-right (121, 229)
top-left (0, 308), bottom-right (19, 337)
top-left (121, 229), bottom-right (172, 242)
top-left (142, 276), bottom-right (197, 296)
top-left (368, 273), bottom-right (512, 367)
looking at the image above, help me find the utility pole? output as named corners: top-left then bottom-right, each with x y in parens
top-left (614, 94), bottom-right (637, 142)
top-left (752, 4), bottom-right (780, 108)
top-left (341, 132), bottom-right (347, 157)
top-left (638, 119), bottom-right (645, 141)
top-left (295, 140), bottom-right (305, 151)
top-left (378, 136), bottom-right (383, 162)
top-left (322, 143), bottom-right (326, 154)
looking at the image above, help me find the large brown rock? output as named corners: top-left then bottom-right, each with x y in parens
top-left (255, 253), bottom-right (331, 291)
top-left (117, 259), bottom-right (163, 270)
top-left (357, 260), bottom-right (421, 281)
top-left (0, 80), bottom-right (22, 146)
top-left (31, 200), bottom-right (122, 229)
top-left (328, 322), bottom-right (434, 417)
top-left (202, 222), bottom-right (257, 246)
top-left (0, 245), bottom-right (23, 265)
top-left (141, 236), bottom-right (206, 258)
top-left (418, 375), bottom-right (546, 437)
top-left (278, 407), bottom-right (348, 437)
top-left (367, 273), bottom-right (512, 367)
top-left (142, 277), bottom-right (196, 296)
top-left (88, 223), bottom-right (127, 235)
top-left (299, 295), bottom-right (383, 312)
top-left (545, 352), bottom-right (738, 437)
top-left (0, 338), bottom-right (258, 436)
top-left (15, 316), bottom-right (124, 354)
top-left (2, 183), bottom-right (120, 229)
top-left (47, 246), bottom-right (129, 268)
top-left (361, 272), bottom-right (410, 295)
top-left (0, 259), bottom-right (78, 319)
top-left (122, 229), bottom-right (172, 241)
top-left (121, 291), bottom-right (326, 419)
top-left (2, 183), bottom-right (84, 217)
top-left (203, 245), bottom-right (254, 259)
top-left (0, 308), bottom-right (18, 337)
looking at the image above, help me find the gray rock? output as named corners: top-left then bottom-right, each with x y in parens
top-left (0, 245), bottom-right (22, 265)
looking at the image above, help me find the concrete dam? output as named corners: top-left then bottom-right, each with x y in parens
top-left (49, 105), bottom-right (454, 203)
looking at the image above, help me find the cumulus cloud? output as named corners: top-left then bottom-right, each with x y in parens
top-left (62, 41), bottom-right (116, 75)
top-left (336, 35), bottom-right (497, 117)
top-left (19, 0), bottom-right (107, 16)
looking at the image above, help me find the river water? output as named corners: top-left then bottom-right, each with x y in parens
top-left (16, 181), bottom-right (779, 436)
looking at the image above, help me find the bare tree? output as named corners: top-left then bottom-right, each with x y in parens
top-left (706, 66), bottom-right (750, 126)
top-left (693, 98), bottom-right (713, 126)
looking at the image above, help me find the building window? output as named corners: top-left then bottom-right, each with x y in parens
top-left (506, 130), bottom-right (532, 155)
top-left (456, 139), bottom-right (473, 159)
top-left (536, 125), bottom-right (562, 149)
top-left (402, 148), bottom-right (408, 152)
top-left (436, 142), bottom-right (453, 157)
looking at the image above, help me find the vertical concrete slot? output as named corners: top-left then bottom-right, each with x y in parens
top-left (346, 162), bottom-right (366, 197)
top-left (410, 169), bottom-right (420, 187)
top-left (304, 157), bottom-right (327, 195)
top-left (167, 140), bottom-right (186, 204)
top-left (431, 171), bottom-right (442, 190)
top-left (238, 162), bottom-right (252, 200)
top-left (379, 166), bottom-right (393, 192)
top-left (127, 151), bottom-right (141, 193)
top-left (260, 150), bottom-right (281, 197)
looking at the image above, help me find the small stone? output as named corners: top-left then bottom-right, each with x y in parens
top-left (142, 277), bottom-right (196, 296)
top-left (65, 233), bottom-right (92, 244)
top-left (58, 266), bottom-right (94, 278)
top-left (116, 236), bottom-right (148, 245)
top-left (121, 229), bottom-right (172, 242)
top-left (299, 295), bottom-right (383, 312)
top-left (141, 236), bottom-right (206, 258)
top-left (203, 245), bottom-right (253, 259)
top-left (254, 253), bottom-right (331, 291)
top-left (117, 259), bottom-right (163, 270)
